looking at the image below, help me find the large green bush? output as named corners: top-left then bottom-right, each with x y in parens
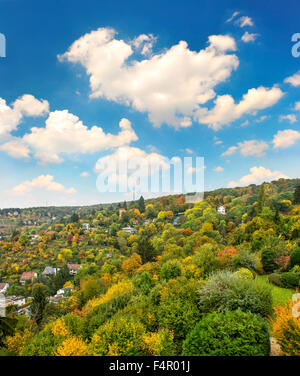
top-left (159, 260), bottom-right (182, 281)
top-left (268, 273), bottom-right (283, 287)
top-left (197, 271), bottom-right (272, 317)
top-left (182, 310), bottom-right (270, 356)
top-left (290, 247), bottom-right (300, 268)
top-left (280, 272), bottom-right (300, 288)
top-left (261, 248), bottom-right (277, 273)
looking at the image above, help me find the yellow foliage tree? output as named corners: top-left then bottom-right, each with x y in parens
top-left (121, 252), bottom-right (142, 276)
top-left (56, 337), bottom-right (88, 356)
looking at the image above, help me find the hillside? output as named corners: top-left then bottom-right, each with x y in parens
top-left (0, 177), bottom-right (299, 356)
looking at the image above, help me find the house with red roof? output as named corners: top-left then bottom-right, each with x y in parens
top-left (20, 272), bottom-right (37, 285)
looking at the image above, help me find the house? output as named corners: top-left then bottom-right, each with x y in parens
top-left (42, 266), bottom-right (59, 276)
top-left (217, 206), bottom-right (226, 215)
top-left (20, 272), bottom-right (37, 285)
top-left (82, 223), bottom-right (90, 230)
top-left (56, 286), bottom-right (73, 296)
top-left (67, 263), bottom-right (82, 276)
top-left (49, 295), bottom-right (65, 305)
top-left (121, 226), bottom-right (137, 234)
top-left (5, 296), bottom-right (26, 307)
top-left (119, 208), bottom-right (126, 217)
top-left (0, 283), bottom-right (9, 294)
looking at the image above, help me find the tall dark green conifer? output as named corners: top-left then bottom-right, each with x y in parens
top-left (294, 184), bottom-right (300, 204)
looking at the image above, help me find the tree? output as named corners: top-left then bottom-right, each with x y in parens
top-left (256, 184), bottom-right (266, 213)
top-left (30, 283), bottom-right (49, 326)
top-left (261, 248), bottom-right (277, 273)
top-left (138, 196), bottom-right (145, 213)
top-left (290, 247), bottom-right (300, 267)
top-left (70, 213), bottom-right (79, 223)
top-left (294, 184), bottom-right (300, 204)
top-left (137, 236), bottom-right (157, 263)
top-left (182, 310), bottom-right (270, 356)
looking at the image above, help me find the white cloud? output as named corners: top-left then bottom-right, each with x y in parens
top-left (256, 115), bottom-right (268, 123)
top-left (12, 175), bottom-right (76, 195)
top-left (214, 166), bottom-right (224, 172)
top-left (132, 34), bottom-right (157, 56)
top-left (0, 94), bottom-right (49, 137)
top-left (236, 16), bottom-right (254, 27)
top-left (273, 129), bottom-right (300, 149)
top-left (59, 27), bottom-right (239, 128)
top-left (279, 114), bottom-right (297, 123)
top-left (185, 148), bottom-right (193, 154)
top-left (241, 32), bottom-right (258, 43)
top-left (228, 166), bottom-right (288, 188)
top-left (241, 120), bottom-right (249, 127)
top-left (295, 102), bottom-right (300, 111)
top-left (196, 86), bottom-right (284, 130)
top-left (222, 140), bottom-right (269, 157)
top-left (284, 71), bottom-right (300, 87)
top-left (21, 112), bottom-right (137, 164)
top-left (80, 171), bottom-right (90, 177)
top-left (221, 146), bottom-right (238, 156)
top-left (0, 138), bottom-right (30, 158)
top-left (226, 11), bottom-right (240, 23)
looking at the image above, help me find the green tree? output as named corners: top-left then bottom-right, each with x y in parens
top-left (30, 283), bottom-right (49, 326)
top-left (138, 196), bottom-right (145, 213)
top-left (261, 248), bottom-right (277, 273)
top-left (137, 236), bottom-right (157, 263)
top-left (294, 184), bottom-right (300, 204)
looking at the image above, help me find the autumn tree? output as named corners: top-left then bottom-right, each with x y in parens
top-left (30, 283), bottom-right (49, 326)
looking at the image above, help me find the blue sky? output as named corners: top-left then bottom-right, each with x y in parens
top-left (0, 0), bottom-right (300, 208)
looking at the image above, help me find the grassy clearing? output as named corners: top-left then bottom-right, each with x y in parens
top-left (256, 274), bottom-right (295, 307)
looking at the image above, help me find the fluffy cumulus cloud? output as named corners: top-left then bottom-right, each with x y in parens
top-left (0, 94), bottom-right (49, 137)
top-left (241, 32), bottom-right (259, 43)
top-left (228, 166), bottom-right (288, 188)
top-left (0, 111), bottom-right (138, 164)
top-left (273, 129), bottom-right (300, 149)
top-left (279, 114), bottom-right (297, 123)
top-left (59, 27), bottom-right (240, 128)
top-left (196, 86), bottom-right (284, 130)
top-left (12, 175), bottom-right (76, 195)
top-left (284, 71), bottom-right (300, 87)
top-left (222, 140), bottom-right (269, 157)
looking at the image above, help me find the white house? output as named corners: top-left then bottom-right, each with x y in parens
top-left (5, 296), bottom-right (26, 307)
top-left (0, 283), bottom-right (9, 294)
top-left (121, 226), bottom-right (137, 234)
top-left (82, 223), bottom-right (90, 230)
top-left (42, 267), bottom-right (60, 276)
top-left (217, 206), bottom-right (226, 215)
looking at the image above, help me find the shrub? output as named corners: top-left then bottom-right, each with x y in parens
top-left (197, 271), bottom-right (272, 317)
top-left (268, 273), bottom-right (283, 287)
top-left (182, 310), bottom-right (270, 356)
top-left (280, 272), bottom-right (300, 288)
top-left (290, 247), bottom-right (300, 268)
top-left (89, 316), bottom-right (145, 356)
top-left (234, 267), bottom-right (254, 280)
top-left (261, 248), bottom-right (277, 273)
top-left (271, 297), bottom-right (300, 356)
top-left (159, 260), bottom-right (181, 281)
top-left (157, 277), bottom-right (201, 340)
